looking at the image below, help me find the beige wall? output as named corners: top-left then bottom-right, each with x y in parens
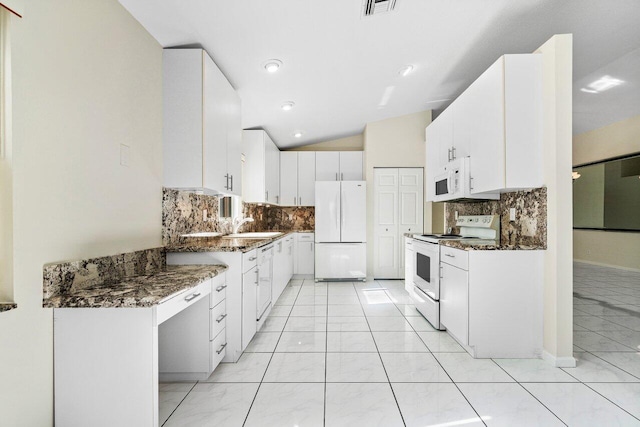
top-left (573, 114), bottom-right (640, 270)
top-left (536, 35), bottom-right (574, 366)
top-left (0, 1), bottom-right (163, 425)
top-left (364, 110), bottom-right (432, 276)
top-left (286, 133), bottom-right (364, 151)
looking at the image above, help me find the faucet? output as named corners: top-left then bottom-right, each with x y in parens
top-left (232, 217), bottom-right (254, 234)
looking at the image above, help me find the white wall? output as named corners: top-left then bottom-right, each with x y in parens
top-left (573, 114), bottom-right (640, 271)
top-left (364, 110), bottom-right (432, 276)
top-left (287, 133), bottom-right (364, 151)
top-left (0, 0), bottom-right (163, 424)
top-left (535, 35), bottom-right (574, 367)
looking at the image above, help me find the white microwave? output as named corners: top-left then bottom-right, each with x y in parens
top-left (432, 157), bottom-right (499, 202)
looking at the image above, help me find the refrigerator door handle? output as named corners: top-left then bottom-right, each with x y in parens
top-left (335, 191), bottom-right (340, 232)
top-left (341, 188), bottom-right (346, 236)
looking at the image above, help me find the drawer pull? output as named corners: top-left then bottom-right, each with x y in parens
top-left (249, 256), bottom-right (257, 261)
top-left (216, 343), bottom-right (227, 354)
top-left (216, 313), bottom-right (227, 323)
top-left (444, 253), bottom-right (455, 258)
top-left (216, 285), bottom-right (227, 292)
top-left (184, 292), bottom-right (201, 302)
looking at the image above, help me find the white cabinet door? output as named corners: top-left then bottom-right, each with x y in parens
top-left (435, 106), bottom-right (454, 167)
top-left (265, 134), bottom-right (280, 204)
top-left (339, 152), bottom-right (363, 180)
top-left (298, 152), bottom-right (316, 206)
top-left (280, 152), bottom-right (298, 207)
top-left (440, 262), bottom-right (469, 346)
top-left (316, 152), bottom-right (340, 181)
top-left (315, 182), bottom-right (341, 242)
top-left (242, 267), bottom-right (258, 348)
top-left (203, 52), bottom-right (229, 192)
top-left (373, 168), bottom-right (399, 278)
top-left (226, 88), bottom-right (242, 196)
top-left (241, 130), bottom-right (266, 203)
top-left (298, 241), bottom-right (315, 275)
top-left (467, 58), bottom-right (505, 195)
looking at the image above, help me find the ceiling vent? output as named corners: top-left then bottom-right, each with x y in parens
top-left (362, 0), bottom-right (398, 17)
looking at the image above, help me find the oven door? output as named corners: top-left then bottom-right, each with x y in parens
top-left (412, 240), bottom-right (440, 300)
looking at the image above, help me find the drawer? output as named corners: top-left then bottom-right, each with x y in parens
top-left (243, 249), bottom-right (257, 273)
top-left (296, 233), bottom-right (314, 242)
top-left (413, 286), bottom-right (441, 330)
top-left (156, 280), bottom-right (210, 325)
top-left (440, 246), bottom-right (468, 270)
top-left (210, 329), bottom-right (226, 372)
top-left (210, 300), bottom-right (226, 340)
top-left (210, 274), bottom-right (226, 308)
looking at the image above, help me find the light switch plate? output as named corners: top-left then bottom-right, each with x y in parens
top-left (120, 144), bottom-right (130, 167)
top-left (509, 208), bottom-right (516, 221)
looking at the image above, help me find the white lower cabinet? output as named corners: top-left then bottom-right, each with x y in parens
top-left (294, 232), bottom-right (315, 275)
top-left (439, 246), bottom-right (543, 358)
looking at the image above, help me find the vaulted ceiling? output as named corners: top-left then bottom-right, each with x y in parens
top-left (120, 0), bottom-right (640, 148)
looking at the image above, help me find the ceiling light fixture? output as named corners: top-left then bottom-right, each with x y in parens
top-left (580, 75), bottom-right (624, 94)
top-left (293, 132), bottom-right (303, 138)
top-left (572, 171), bottom-right (581, 180)
top-left (263, 59), bottom-right (282, 73)
top-left (399, 64), bottom-right (414, 77)
top-left (281, 101), bottom-right (295, 111)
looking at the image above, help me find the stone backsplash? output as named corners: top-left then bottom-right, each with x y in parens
top-left (162, 188), bottom-right (314, 245)
top-left (445, 187), bottom-right (547, 248)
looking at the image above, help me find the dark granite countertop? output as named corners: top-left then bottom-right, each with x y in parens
top-left (166, 230), bottom-right (308, 253)
top-left (44, 264), bottom-right (227, 309)
top-left (404, 233), bottom-right (544, 251)
top-left (0, 303), bottom-right (17, 313)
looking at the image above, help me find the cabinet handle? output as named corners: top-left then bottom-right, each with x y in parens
top-left (294, 197), bottom-right (296, 205)
top-left (215, 285), bottom-right (227, 292)
top-left (216, 343), bottom-right (227, 354)
top-left (276, 195), bottom-right (279, 204)
top-left (224, 174), bottom-right (229, 190)
top-left (216, 313), bottom-right (227, 323)
top-left (341, 173), bottom-right (344, 180)
top-left (266, 190), bottom-right (269, 201)
top-left (299, 196), bottom-right (301, 205)
top-left (439, 265), bottom-right (443, 279)
top-left (470, 177), bottom-right (474, 190)
top-left (184, 292), bottom-right (201, 302)
top-left (249, 256), bottom-right (257, 261)
top-left (447, 149), bottom-right (451, 162)
top-left (335, 172), bottom-right (338, 181)
top-left (444, 253), bottom-right (455, 258)
top-left (452, 147), bottom-right (456, 160)
top-left (230, 174), bottom-right (233, 191)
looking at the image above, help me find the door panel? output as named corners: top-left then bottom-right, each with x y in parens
top-left (373, 169), bottom-right (399, 278)
top-left (297, 152), bottom-right (316, 206)
top-left (440, 263), bottom-right (469, 345)
top-left (280, 152), bottom-right (298, 206)
top-left (315, 152), bottom-right (340, 181)
top-left (339, 152), bottom-right (363, 180)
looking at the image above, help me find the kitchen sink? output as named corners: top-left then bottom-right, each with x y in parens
top-left (180, 232), bottom-right (222, 238)
top-left (223, 232), bottom-right (283, 238)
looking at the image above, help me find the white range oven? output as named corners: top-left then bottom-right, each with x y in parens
top-left (411, 239), bottom-right (444, 330)
top-left (409, 214), bottom-right (501, 331)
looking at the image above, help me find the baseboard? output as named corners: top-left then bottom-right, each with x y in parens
top-left (574, 259), bottom-right (640, 273)
top-left (542, 350), bottom-right (576, 368)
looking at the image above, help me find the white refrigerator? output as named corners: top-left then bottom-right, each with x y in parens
top-left (315, 181), bottom-right (366, 281)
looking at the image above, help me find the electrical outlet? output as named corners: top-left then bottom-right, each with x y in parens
top-left (509, 208), bottom-right (516, 221)
top-left (203, 209), bottom-right (208, 222)
top-left (454, 211), bottom-right (459, 220)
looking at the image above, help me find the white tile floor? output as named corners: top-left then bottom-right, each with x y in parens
top-left (160, 262), bottom-right (640, 426)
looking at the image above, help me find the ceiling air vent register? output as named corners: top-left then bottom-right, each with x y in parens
top-left (362, 0), bottom-right (398, 17)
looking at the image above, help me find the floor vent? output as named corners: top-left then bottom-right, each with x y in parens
top-left (362, 0), bottom-right (398, 17)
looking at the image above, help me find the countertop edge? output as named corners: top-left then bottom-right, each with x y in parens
top-left (0, 303), bottom-right (17, 313)
top-left (166, 230), bottom-right (310, 253)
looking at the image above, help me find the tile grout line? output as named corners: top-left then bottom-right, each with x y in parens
top-left (160, 381), bottom-right (199, 426)
top-left (357, 279), bottom-right (407, 427)
top-left (582, 381), bottom-right (640, 422)
top-left (242, 276), bottom-right (304, 426)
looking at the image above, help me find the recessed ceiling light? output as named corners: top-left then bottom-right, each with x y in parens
top-left (281, 101), bottom-right (295, 111)
top-left (399, 65), bottom-right (414, 77)
top-left (263, 59), bottom-right (282, 73)
top-left (293, 132), bottom-right (303, 138)
top-left (581, 75), bottom-right (624, 94)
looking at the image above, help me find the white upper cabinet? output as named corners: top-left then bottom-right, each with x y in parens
top-left (280, 152), bottom-right (316, 207)
top-left (163, 48), bottom-right (241, 196)
top-left (243, 130), bottom-right (280, 204)
top-left (469, 54), bottom-right (543, 194)
top-left (315, 151), bottom-right (363, 181)
top-left (425, 53), bottom-right (542, 197)
top-left (315, 152), bottom-right (340, 181)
